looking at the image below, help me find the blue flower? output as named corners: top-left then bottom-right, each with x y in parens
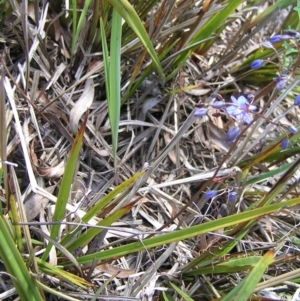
top-left (251, 59), bottom-right (264, 69)
top-left (226, 126), bottom-right (240, 143)
top-left (205, 190), bottom-right (217, 199)
top-left (226, 96), bottom-right (257, 124)
top-left (281, 139), bottom-right (289, 149)
top-left (294, 95), bottom-right (300, 106)
top-left (194, 108), bottom-right (208, 117)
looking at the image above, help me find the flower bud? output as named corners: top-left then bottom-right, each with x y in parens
top-left (226, 127), bottom-right (240, 143)
top-left (228, 192), bottom-right (237, 202)
top-left (205, 190), bottom-right (217, 199)
top-left (261, 41), bottom-right (274, 49)
top-left (281, 139), bottom-right (289, 149)
top-left (247, 94), bottom-right (255, 101)
top-left (288, 125), bottom-right (298, 134)
top-left (276, 80), bottom-right (286, 91)
top-left (269, 35), bottom-right (282, 43)
top-left (194, 108), bottom-right (208, 117)
top-left (211, 101), bottom-right (225, 109)
top-left (251, 59), bottom-right (263, 69)
top-left (294, 95), bottom-right (300, 106)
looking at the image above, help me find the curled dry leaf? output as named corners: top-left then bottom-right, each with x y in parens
top-left (24, 186), bottom-right (55, 221)
top-left (69, 78), bottom-right (94, 134)
top-left (96, 263), bottom-right (134, 279)
top-left (30, 141), bottom-right (65, 179)
top-left (37, 160), bottom-right (65, 179)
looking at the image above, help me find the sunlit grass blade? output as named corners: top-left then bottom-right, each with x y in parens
top-left (107, 0), bottom-right (164, 79)
top-left (42, 114), bottom-right (88, 261)
top-left (222, 250), bottom-right (274, 301)
top-left (36, 258), bottom-right (91, 289)
top-left (62, 197), bottom-right (300, 266)
top-left (8, 195), bottom-right (23, 251)
top-left (0, 216), bottom-right (44, 301)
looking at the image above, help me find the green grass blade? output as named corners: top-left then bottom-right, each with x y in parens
top-left (222, 250), bottom-right (274, 301)
top-left (169, 282), bottom-right (194, 301)
top-left (71, 0), bottom-right (77, 55)
top-left (60, 169), bottom-right (145, 246)
top-left (36, 258), bottom-right (90, 289)
top-left (42, 114), bottom-right (88, 261)
top-left (82, 169), bottom-right (145, 222)
top-left (100, 17), bottom-right (110, 100)
top-left (71, 0), bottom-right (92, 55)
top-left (107, 0), bottom-right (164, 79)
top-left (162, 292), bottom-right (176, 301)
top-left (170, 0), bottom-right (243, 69)
top-left (108, 9), bottom-right (122, 168)
top-left (65, 202), bottom-right (136, 252)
top-left (0, 216), bottom-right (44, 301)
top-left (36, 279), bottom-right (82, 301)
top-left (62, 197), bottom-right (300, 266)
top-left (8, 195), bottom-right (23, 251)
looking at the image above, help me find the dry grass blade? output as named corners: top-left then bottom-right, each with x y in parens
top-left (2, 0), bottom-right (300, 299)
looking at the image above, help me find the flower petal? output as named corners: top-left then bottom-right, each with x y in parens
top-left (242, 113), bottom-right (252, 124)
top-left (226, 126), bottom-right (240, 142)
top-left (226, 105), bottom-right (236, 115)
top-left (236, 95), bottom-right (248, 106)
top-left (230, 96), bottom-right (238, 104)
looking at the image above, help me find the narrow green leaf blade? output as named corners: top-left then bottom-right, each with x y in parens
top-left (107, 0), bottom-right (164, 79)
top-left (0, 216), bottom-right (43, 301)
top-left (222, 250), bottom-right (274, 301)
top-left (66, 202), bottom-right (136, 252)
top-left (62, 197), bottom-right (300, 266)
top-left (169, 282), bottom-right (194, 301)
top-left (109, 9), bottom-right (122, 168)
top-left (60, 169), bottom-right (145, 246)
top-left (42, 114), bottom-right (87, 260)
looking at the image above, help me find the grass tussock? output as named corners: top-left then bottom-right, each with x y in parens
top-left (1, 0), bottom-right (300, 300)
